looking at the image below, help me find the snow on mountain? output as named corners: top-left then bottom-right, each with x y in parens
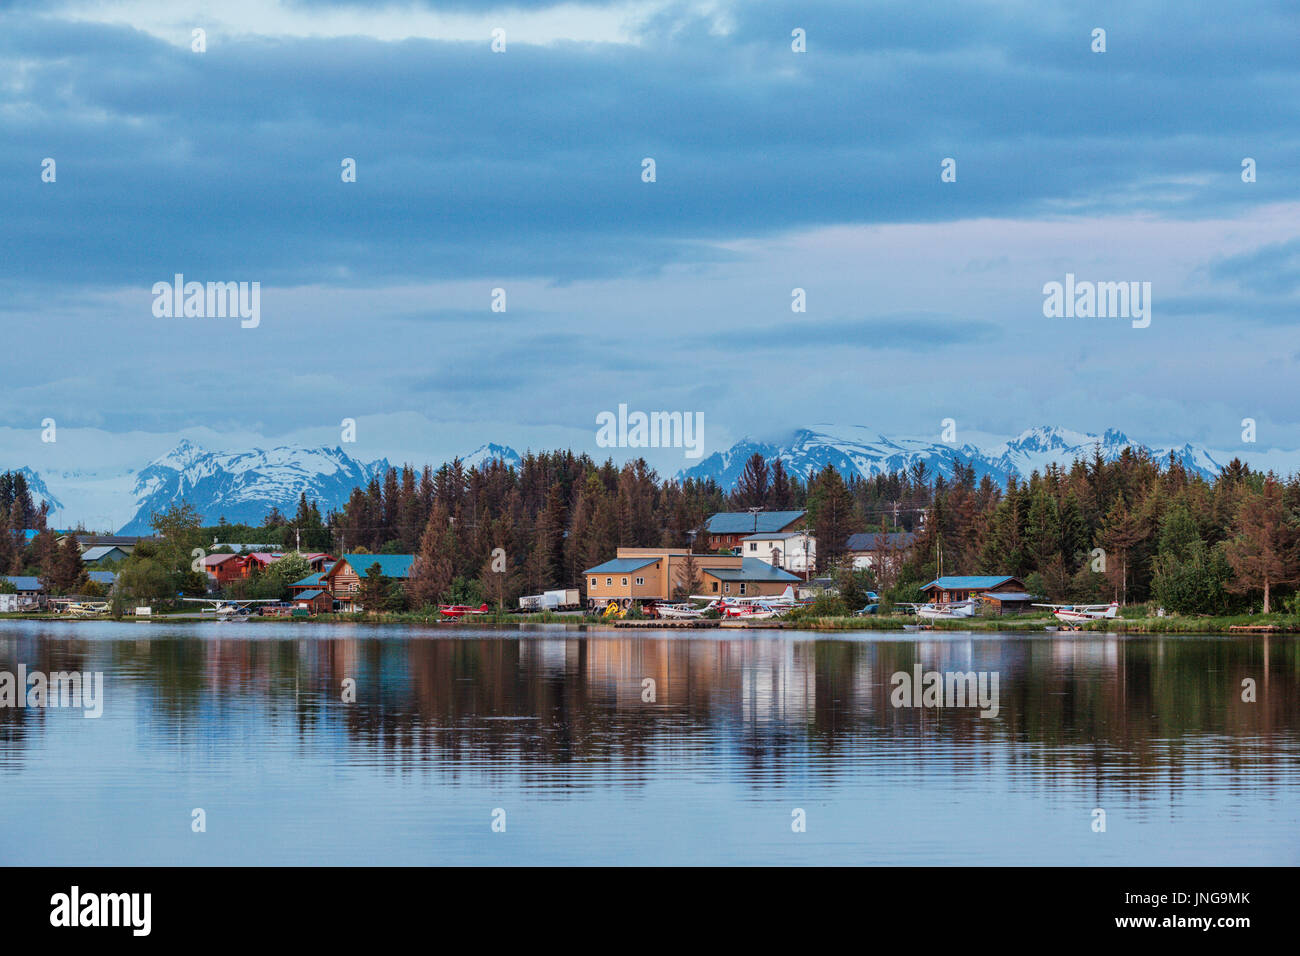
top-left (119, 443), bottom-right (391, 534)
top-left (8, 467), bottom-right (64, 513)
top-left (679, 425), bottom-right (1228, 489)
top-left (461, 443), bottom-right (523, 471)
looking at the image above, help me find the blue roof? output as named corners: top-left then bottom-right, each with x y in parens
top-left (291, 572), bottom-right (327, 587)
top-left (295, 589), bottom-right (326, 600)
top-left (921, 576), bottom-right (1019, 591)
top-left (702, 558), bottom-right (801, 582)
top-left (585, 557), bottom-right (659, 575)
top-left (706, 511), bottom-right (806, 534)
top-left (3, 576), bottom-right (41, 591)
top-left (341, 554), bottom-right (416, 579)
top-left (87, 571), bottom-right (116, 584)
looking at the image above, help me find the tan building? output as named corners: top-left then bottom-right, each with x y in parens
top-left (584, 548), bottom-right (801, 607)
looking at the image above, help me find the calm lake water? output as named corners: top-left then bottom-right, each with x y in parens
top-left (1, 620), bottom-right (1296, 866)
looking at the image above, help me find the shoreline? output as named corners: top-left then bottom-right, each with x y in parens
top-left (3, 610), bottom-right (1298, 634)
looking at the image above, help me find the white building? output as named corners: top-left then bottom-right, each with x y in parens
top-left (740, 531), bottom-right (816, 575)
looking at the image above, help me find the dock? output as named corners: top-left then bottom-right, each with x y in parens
top-left (613, 619), bottom-right (720, 628)
top-left (1229, 624), bottom-right (1279, 633)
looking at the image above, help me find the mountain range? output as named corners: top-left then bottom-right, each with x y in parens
top-left (0, 426), bottom-right (1269, 533)
top-left (676, 425), bottom-right (1229, 487)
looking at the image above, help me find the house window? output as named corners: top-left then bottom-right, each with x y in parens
top-left (591, 578), bottom-right (597, 587)
top-left (635, 577), bottom-right (644, 585)
top-left (739, 583), bottom-right (747, 595)
top-left (723, 583), bottom-right (730, 594)
top-left (606, 577), bottom-right (612, 586)
top-left (748, 542), bottom-right (757, 552)
top-left (711, 581), bottom-right (719, 592)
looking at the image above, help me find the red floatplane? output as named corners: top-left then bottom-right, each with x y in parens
top-left (438, 603), bottom-right (490, 619)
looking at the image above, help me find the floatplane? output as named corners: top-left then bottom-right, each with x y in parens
top-left (438, 603), bottom-right (490, 619)
top-left (700, 586), bottom-right (805, 620)
top-left (182, 597), bottom-right (280, 618)
top-left (49, 598), bottom-right (110, 618)
top-left (896, 599), bottom-right (978, 621)
top-left (1033, 601), bottom-right (1119, 627)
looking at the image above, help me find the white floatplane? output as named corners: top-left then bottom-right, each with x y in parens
top-left (655, 602), bottom-right (708, 620)
top-left (51, 599), bottom-right (110, 618)
top-left (896, 599), bottom-right (978, 621)
top-left (182, 597), bottom-right (280, 617)
top-left (1033, 601), bottom-right (1119, 624)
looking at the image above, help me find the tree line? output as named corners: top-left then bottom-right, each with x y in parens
top-left (7, 443), bottom-right (1300, 616)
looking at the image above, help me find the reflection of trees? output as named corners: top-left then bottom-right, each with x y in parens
top-left (0, 635), bottom-right (96, 760)
top-left (2, 627), bottom-right (1296, 802)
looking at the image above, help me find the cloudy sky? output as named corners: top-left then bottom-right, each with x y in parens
top-left (2, 0), bottom-right (1299, 483)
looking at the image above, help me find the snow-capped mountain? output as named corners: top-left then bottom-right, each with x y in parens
top-left (7, 467), bottom-right (64, 512)
top-left (461, 443), bottom-right (523, 471)
top-left (119, 441), bottom-right (391, 533)
top-left (678, 425), bottom-right (1228, 488)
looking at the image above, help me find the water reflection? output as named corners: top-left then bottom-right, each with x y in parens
top-left (1, 622), bottom-right (1296, 865)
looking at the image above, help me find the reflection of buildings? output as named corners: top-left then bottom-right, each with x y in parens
top-left (6, 626), bottom-right (1292, 799)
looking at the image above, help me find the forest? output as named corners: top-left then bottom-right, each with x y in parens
top-left (3, 444), bottom-right (1298, 616)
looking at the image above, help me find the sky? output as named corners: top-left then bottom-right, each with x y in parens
top-left (2, 0), bottom-right (1299, 487)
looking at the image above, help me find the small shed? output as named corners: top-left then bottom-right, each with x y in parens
top-left (292, 589), bottom-right (333, 614)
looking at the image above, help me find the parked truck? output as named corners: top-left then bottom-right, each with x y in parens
top-left (518, 589), bottom-right (581, 611)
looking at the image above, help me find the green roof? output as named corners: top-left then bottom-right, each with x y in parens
top-left (295, 589), bottom-right (326, 600)
top-left (291, 572), bottom-right (326, 587)
top-left (342, 554), bottom-right (416, 579)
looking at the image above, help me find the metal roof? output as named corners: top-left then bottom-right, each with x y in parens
top-left (846, 532), bottom-right (917, 551)
top-left (290, 572), bottom-right (327, 587)
top-left (340, 553), bottom-right (416, 578)
top-left (295, 589), bottom-right (326, 600)
top-left (705, 511), bottom-right (806, 534)
top-left (921, 575), bottom-right (1020, 591)
top-left (87, 571), bottom-right (116, 584)
top-left (741, 531), bottom-right (807, 541)
top-left (702, 559), bottom-right (801, 582)
top-left (202, 553), bottom-right (244, 566)
top-left (81, 546), bottom-right (129, 561)
top-left (584, 557), bottom-right (660, 575)
top-left (3, 576), bottom-right (41, 591)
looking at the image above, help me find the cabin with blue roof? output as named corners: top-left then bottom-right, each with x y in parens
top-left (920, 575), bottom-right (1035, 615)
top-left (323, 553), bottom-right (416, 610)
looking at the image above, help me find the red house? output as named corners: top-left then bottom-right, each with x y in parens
top-left (202, 553), bottom-right (247, 588)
